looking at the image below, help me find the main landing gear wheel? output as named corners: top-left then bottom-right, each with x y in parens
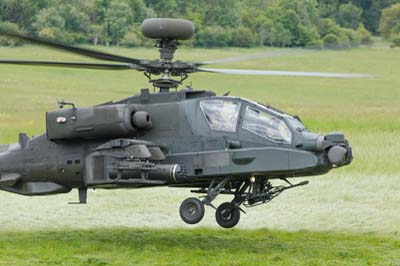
top-left (179, 197), bottom-right (205, 224)
top-left (215, 202), bottom-right (241, 228)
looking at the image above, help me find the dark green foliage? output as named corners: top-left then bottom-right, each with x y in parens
top-left (323, 33), bottom-right (339, 49)
top-left (262, 0), bottom-right (322, 47)
top-left (195, 26), bottom-right (231, 47)
top-left (318, 0), bottom-right (400, 34)
top-left (121, 31), bottom-right (141, 47)
top-left (379, 3), bottom-right (400, 47)
top-left (0, 0), bottom-right (39, 30)
top-left (357, 23), bottom-right (373, 44)
top-left (0, 0), bottom-right (395, 48)
top-left (58, 3), bottom-right (90, 34)
top-left (337, 3), bottom-right (363, 29)
top-left (121, 25), bottom-right (153, 47)
top-left (361, 0), bottom-right (400, 34)
top-left (230, 27), bottom-right (257, 47)
top-left (105, 1), bottom-right (133, 46)
top-left (129, 0), bottom-right (156, 23)
top-left (342, 28), bottom-right (361, 47)
top-left (390, 33), bottom-right (400, 47)
top-left (144, 0), bottom-right (178, 18)
top-left (0, 21), bottom-right (23, 46)
top-left (202, 0), bottom-right (241, 28)
top-left (37, 2), bottom-right (90, 44)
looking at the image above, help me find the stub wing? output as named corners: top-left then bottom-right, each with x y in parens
top-left (0, 173), bottom-right (21, 188)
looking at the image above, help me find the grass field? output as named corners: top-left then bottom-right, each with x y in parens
top-left (0, 228), bottom-right (399, 266)
top-left (0, 43), bottom-right (399, 265)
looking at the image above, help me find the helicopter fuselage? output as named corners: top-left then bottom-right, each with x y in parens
top-left (0, 88), bottom-right (352, 196)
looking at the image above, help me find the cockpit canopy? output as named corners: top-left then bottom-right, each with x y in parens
top-left (242, 106), bottom-right (292, 143)
top-left (199, 98), bottom-right (306, 145)
top-left (200, 99), bottom-right (241, 132)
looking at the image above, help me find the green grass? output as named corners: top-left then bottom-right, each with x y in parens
top-left (0, 228), bottom-right (399, 266)
top-left (0, 45), bottom-right (399, 265)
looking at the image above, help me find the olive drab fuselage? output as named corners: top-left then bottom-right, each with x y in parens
top-left (0, 88), bottom-right (352, 196)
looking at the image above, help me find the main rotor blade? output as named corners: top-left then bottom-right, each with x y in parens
top-left (0, 31), bottom-right (144, 64)
top-left (0, 60), bottom-right (141, 70)
top-left (200, 50), bottom-right (308, 65)
top-left (198, 68), bottom-right (374, 78)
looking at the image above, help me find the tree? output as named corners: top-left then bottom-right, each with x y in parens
top-left (318, 2), bottom-right (338, 20)
top-left (379, 3), bottom-right (400, 39)
top-left (390, 33), bottom-right (400, 47)
top-left (202, 0), bottom-right (241, 28)
top-left (230, 27), bottom-right (257, 47)
top-left (58, 3), bottom-right (90, 34)
top-left (33, 7), bottom-right (65, 30)
top-left (268, 22), bottom-right (293, 47)
top-left (0, 0), bottom-right (39, 30)
top-left (337, 3), bottom-right (363, 29)
top-left (361, 0), bottom-right (399, 34)
top-left (89, 24), bottom-right (103, 45)
top-left (122, 31), bottom-right (141, 47)
top-left (105, 1), bottom-right (133, 46)
top-left (357, 23), bottom-right (372, 44)
top-left (128, 0), bottom-right (156, 22)
top-left (318, 0), bottom-right (399, 34)
top-left (0, 0), bottom-right (386, 48)
top-left (32, 4), bottom-right (90, 44)
top-left (144, 0), bottom-right (178, 17)
top-left (57, 3), bottom-right (90, 42)
top-left (83, 0), bottom-right (110, 24)
top-left (0, 21), bottom-right (23, 46)
top-left (195, 26), bottom-right (231, 47)
top-left (263, 0), bottom-right (321, 47)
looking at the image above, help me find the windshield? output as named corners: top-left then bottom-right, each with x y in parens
top-left (286, 117), bottom-right (307, 132)
top-left (243, 106), bottom-right (292, 143)
top-left (200, 99), bottom-right (241, 132)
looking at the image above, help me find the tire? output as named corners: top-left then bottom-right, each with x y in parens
top-left (215, 202), bottom-right (241, 228)
top-left (179, 197), bottom-right (205, 225)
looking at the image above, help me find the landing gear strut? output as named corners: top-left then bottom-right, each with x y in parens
top-left (180, 177), bottom-right (309, 228)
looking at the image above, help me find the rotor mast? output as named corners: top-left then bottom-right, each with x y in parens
top-left (141, 18), bottom-right (195, 92)
top-left (153, 38), bottom-right (179, 93)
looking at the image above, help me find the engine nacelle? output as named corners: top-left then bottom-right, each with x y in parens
top-left (131, 111), bottom-right (152, 129)
top-left (46, 104), bottom-right (139, 140)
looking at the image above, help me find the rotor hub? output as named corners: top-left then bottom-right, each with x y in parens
top-left (139, 18), bottom-right (198, 91)
top-left (156, 39), bottom-right (178, 62)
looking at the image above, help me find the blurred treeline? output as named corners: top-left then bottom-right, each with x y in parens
top-left (0, 0), bottom-right (399, 48)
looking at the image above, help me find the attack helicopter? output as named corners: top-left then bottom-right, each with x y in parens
top-left (0, 18), bottom-right (362, 228)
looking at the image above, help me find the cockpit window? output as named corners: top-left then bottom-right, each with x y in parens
top-left (200, 99), bottom-right (240, 132)
top-left (287, 117), bottom-right (307, 132)
top-left (243, 106), bottom-right (292, 143)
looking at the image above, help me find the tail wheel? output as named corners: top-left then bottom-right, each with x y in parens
top-left (215, 202), bottom-right (241, 228)
top-left (179, 197), bottom-right (205, 225)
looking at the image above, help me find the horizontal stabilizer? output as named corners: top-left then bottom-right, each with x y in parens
top-left (0, 173), bottom-right (21, 187)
